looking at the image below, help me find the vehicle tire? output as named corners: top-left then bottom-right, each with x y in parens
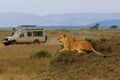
top-left (33, 40), bottom-right (40, 44)
top-left (4, 43), bottom-right (9, 46)
top-left (11, 40), bottom-right (17, 45)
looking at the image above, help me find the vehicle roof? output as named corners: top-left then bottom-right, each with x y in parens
top-left (24, 29), bottom-right (45, 30)
top-left (17, 29), bottom-right (45, 32)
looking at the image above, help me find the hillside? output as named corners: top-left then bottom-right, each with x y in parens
top-left (0, 12), bottom-right (120, 28)
top-left (0, 12), bottom-right (46, 27)
top-left (43, 13), bottom-right (120, 27)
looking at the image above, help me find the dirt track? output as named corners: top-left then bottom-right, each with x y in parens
top-left (44, 37), bottom-right (58, 45)
top-left (0, 44), bottom-right (4, 48)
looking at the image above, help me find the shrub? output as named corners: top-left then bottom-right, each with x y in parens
top-left (30, 50), bottom-right (51, 59)
top-left (85, 38), bottom-right (109, 52)
top-left (85, 38), bottom-right (98, 49)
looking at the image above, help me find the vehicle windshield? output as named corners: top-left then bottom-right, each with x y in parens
top-left (12, 31), bottom-right (20, 37)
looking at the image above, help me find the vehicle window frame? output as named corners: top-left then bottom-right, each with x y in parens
top-left (27, 32), bottom-right (32, 37)
top-left (33, 31), bottom-right (43, 37)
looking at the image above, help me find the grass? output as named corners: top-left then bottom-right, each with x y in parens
top-left (30, 50), bottom-right (51, 59)
top-left (0, 29), bottom-right (120, 80)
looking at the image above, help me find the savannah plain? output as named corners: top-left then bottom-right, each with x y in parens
top-left (0, 29), bottom-right (120, 80)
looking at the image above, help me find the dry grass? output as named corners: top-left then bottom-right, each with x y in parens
top-left (0, 29), bottom-right (120, 80)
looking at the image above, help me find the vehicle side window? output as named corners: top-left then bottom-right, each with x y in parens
top-left (33, 31), bottom-right (43, 37)
top-left (27, 32), bottom-right (32, 37)
top-left (20, 33), bottom-right (24, 37)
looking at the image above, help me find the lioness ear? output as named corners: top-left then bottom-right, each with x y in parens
top-left (63, 34), bottom-right (67, 38)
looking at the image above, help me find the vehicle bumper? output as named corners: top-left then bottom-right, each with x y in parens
top-left (2, 40), bottom-right (12, 45)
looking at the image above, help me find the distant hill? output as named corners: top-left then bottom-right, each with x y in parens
top-left (0, 12), bottom-right (120, 29)
top-left (43, 13), bottom-right (120, 27)
top-left (0, 12), bottom-right (46, 27)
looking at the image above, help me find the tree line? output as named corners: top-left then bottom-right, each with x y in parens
top-left (90, 23), bottom-right (119, 30)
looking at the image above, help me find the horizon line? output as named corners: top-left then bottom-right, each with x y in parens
top-left (0, 12), bottom-right (120, 16)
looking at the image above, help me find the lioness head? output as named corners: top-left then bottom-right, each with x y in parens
top-left (57, 34), bottom-right (67, 45)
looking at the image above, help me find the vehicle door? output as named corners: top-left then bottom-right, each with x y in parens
top-left (17, 31), bottom-right (33, 43)
top-left (16, 32), bottom-right (26, 43)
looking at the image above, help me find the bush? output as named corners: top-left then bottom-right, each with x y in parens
top-left (85, 38), bottom-right (98, 49)
top-left (30, 50), bottom-right (51, 59)
top-left (85, 38), bottom-right (109, 52)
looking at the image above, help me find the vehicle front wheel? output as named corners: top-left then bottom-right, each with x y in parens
top-left (4, 43), bottom-right (9, 46)
top-left (11, 40), bottom-right (17, 45)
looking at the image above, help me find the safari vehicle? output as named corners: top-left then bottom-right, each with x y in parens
top-left (2, 29), bottom-right (47, 45)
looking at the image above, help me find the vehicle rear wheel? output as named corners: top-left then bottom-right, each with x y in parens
top-left (33, 40), bottom-right (40, 44)
top-left (45, 35), bottom-right (47, 42)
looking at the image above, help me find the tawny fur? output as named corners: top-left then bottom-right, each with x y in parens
top-left (57, 34), bottom-right (105, 57)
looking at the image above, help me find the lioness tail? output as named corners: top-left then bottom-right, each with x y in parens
top-left (92, 48), bottom-right (106, 57)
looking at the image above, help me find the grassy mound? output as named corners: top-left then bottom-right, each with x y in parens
top-left (50, 51), bottom-right (81, 65)
top-left (50, 50), bottom-right (120, 80)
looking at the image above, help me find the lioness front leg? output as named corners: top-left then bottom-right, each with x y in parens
top-left (59, 49), bottom-right (65, 53)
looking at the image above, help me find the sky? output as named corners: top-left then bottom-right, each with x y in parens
top-left (0, 0), bottom-right (120, 16)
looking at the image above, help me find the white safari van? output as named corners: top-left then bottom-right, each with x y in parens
top-left (2, 29), bottom-right (47, 45)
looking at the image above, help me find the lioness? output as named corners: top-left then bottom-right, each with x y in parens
top-left (57, 34), bottom-right (105, 57)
